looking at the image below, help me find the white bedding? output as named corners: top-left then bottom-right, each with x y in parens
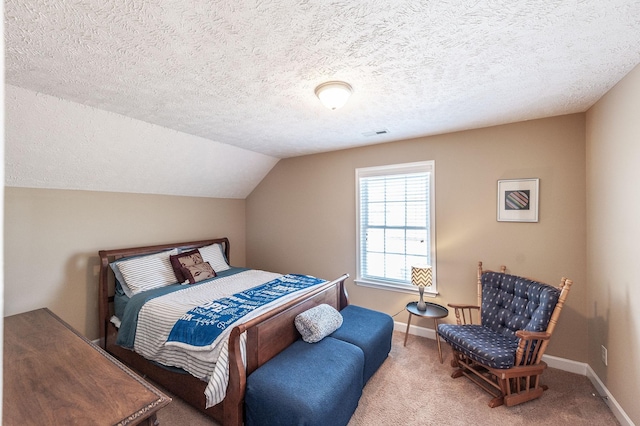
top-left (132, 269), bottom-right (321, 408)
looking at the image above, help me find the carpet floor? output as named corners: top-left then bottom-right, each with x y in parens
top-left (155, 331), bottom-right (619, 425)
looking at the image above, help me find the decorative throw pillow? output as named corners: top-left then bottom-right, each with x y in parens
top-left (294, 304), bottom-right (343, 343)
top-left (181, 262), bottom-right (217, 284)
top-left (170, 249), bottom-right (204, 283)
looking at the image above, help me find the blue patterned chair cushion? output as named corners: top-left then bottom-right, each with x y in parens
top-left (438, 324), bottom-right (519, 369)
top-left (481, 272), bottom-right (559, 338)
top-left (438, 272), bottom-right (560, 369)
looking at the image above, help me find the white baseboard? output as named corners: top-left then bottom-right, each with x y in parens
top-left (540, 353), bottom-right (587, 375)
top-left (397, 321), bottom-right (634, 426)
top-left (586, 365), bottom-right (635, 426)
top-left (394, 320), bottom-right (437, 340)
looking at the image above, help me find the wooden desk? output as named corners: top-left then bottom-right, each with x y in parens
top-left (4, 308), bottom-right (171, 425)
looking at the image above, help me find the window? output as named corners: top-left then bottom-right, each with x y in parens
top-left (355, 161), bottom-right (436, 294)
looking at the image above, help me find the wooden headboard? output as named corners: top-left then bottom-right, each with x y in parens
top-left (97, 237), bottom-right (229, 347)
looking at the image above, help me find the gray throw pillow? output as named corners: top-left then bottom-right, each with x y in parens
top-left (295, 304), bottom-right (343, 343)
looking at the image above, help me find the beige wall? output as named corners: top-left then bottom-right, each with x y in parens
top-left (4, 187), bottom-right (246, 339)
top-left (586, 63), bottom-right (640, 425)
top-left (247, 114), bottom-right (587, 362)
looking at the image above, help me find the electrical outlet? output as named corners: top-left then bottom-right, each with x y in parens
top-left (601, 345), bottom-right (608, 366)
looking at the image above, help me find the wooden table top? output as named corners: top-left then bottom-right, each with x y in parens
top-left (4, 308), bottom-right (171, 425)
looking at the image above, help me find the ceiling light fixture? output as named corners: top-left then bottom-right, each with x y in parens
top-left (314, 81), bottom-right (353, 110)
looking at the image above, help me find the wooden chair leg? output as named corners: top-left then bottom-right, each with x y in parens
top-left (504, 387), bottom-right (544, 406)
top-left (446, 347), bottom-right (551, 408)
top-left (450, 350), bottom-right (461, 368)
top-left (488, 396), bottom-right (504, 408)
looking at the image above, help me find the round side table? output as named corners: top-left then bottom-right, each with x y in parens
top-left (404, 301), bottom-right (449, 363)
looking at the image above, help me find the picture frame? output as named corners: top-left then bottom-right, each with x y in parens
top-left (497, 178), bottom-right (539, 222)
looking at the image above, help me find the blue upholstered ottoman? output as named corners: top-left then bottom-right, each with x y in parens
top-left (330, 305), bottom-right (394, 383)
top-left (245, 337), bottom-right (365, 426)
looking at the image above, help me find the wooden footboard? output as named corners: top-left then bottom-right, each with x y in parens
top-left (105, 323), bottom-right (224, 420)
top-left (225, 274), bottom-right (348, 425)
top-left (98, 237), bottom-right (349, 426)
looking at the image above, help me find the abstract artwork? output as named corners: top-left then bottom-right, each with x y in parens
top-left (497, 179), bottom-right (539, 222)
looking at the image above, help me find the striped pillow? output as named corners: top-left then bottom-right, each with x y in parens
top-left (198, 243), bottom-right (230, 272)
top-left (116, 248), bottom-right (179, 295)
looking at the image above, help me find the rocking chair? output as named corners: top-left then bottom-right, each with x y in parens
top-left (437, 262), bottom-right (572, 407)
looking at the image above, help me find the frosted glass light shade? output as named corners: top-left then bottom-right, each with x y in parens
top-left (315, 81), bottom-right (353, 110)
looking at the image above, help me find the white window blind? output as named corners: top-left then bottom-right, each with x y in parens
top-left (356, 161), bottom-right (436, 293)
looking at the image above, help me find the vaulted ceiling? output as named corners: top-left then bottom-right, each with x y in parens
top-left (5, 1), bottom-right (640, 197)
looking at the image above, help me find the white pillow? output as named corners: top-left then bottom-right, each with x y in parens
top-left (198, 243), bottom-right (230, 272)
top-left (110, 249), bottom-right (175, 297)
top-left (115, 248), bottom-right (178, 295)
top-left (110, 260), bottom-right (134, 298)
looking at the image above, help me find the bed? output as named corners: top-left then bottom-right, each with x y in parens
top-left (98, 237), bottom-right (349, 426)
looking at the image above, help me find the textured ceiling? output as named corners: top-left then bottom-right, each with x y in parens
top-left (5, 0), bottom-right (640, 160)
top-left (5, 85), bottom-right (279, 198)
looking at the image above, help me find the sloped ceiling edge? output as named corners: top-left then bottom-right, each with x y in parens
top-left (5, 84), bottom-right (280, 199)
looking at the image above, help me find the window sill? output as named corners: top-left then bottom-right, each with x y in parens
top-left (355, 279), bottom-right (438, 297)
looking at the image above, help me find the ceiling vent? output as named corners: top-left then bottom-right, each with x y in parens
top-left (362, 129), bottom-right (390, 137)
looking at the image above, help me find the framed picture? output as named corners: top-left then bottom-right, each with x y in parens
top-left (497, 178), bottom-right (539, 222)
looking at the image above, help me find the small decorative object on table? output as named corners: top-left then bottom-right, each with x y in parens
top-left (411, 265), bottom-right (432, 311)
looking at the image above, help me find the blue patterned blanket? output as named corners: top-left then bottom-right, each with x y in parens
top-left (166, 274), bottom-right (325, 348)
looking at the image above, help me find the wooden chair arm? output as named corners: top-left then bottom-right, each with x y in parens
top-left (447, 304), bottom-right (480, 325)
top-left (447, 303), bottom-right (480, 309)
top-left (514, 330), bottom-right (552, 366)
top-left (515, 330), bottom-right (551, 341)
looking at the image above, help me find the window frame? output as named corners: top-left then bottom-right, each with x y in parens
top-left (355, 161), bottom-right (437, 295)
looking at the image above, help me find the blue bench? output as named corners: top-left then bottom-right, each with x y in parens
top-left (245, 305), bottom-right (393, 426)
top-left (330, 305), bottom-right (394, 383)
